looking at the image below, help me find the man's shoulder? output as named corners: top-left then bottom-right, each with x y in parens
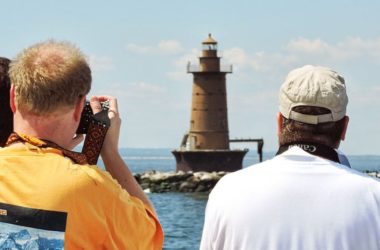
top-left (211, 159), bottom-right (274, 193)
top-left (224, 157), bottom-right (278, 178)
top-left (76, 164), bottom-right (125, 191)
top-left (0, 145), bottom-right (33, 156)
top-left (340, 167), bottom-right (380, 189)
top-left (0, 146), bottom-right (125, 195)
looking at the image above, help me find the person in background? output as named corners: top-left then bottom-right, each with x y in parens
top-left (200, 65), bottom-right (380, 250)
top-left (0, 57), bottom-right (13, 147)
top-left (0, 40), bottom-right (163, 249)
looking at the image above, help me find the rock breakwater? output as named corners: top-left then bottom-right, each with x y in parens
top-left (134, 170), bottom-right (380, 193)
top-left (134, 171), bottom-right (227, 193)
top-left (364, 170), bottom-right (380, 178)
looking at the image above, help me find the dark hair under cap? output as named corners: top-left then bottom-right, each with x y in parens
top-left (0, 57), bottom-right (13, 146)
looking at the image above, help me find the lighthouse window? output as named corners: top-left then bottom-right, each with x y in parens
top-left (202, 44), bottom-right (218, 50)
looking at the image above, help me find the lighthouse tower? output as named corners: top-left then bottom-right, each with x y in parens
top-left (172, 34), bottom-right (248, 172)
top-left (187, 34), bottom-right (230, 150)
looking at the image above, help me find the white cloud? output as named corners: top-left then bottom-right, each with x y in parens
top-left (167, 48), bottom-right (199, 81)
top-left (126, 81), bottom-right (166, 98)
top-left (88, 55), bottom-right (115, 72)
top-left (173, 48), bottom-right (199, 67)
top-left (286, 37), bottom-right (357, 60)
top-left (166, 36), bottom-right (380, 82)
top-left (222, 47), bottom-right (248, 71)
top-left (286, 38), bottom-right (329, 54)
top-left (243, 37), bottom-right (380, 73)
top-left (126, 40), bottom-right (183, 55)
top-left (286, 37), bottom-right (380, 62)
top-left (125, 43), bottom-right (152, 54)
top-left (158, 40), bottom-right (183, 54)
top-left (94, 81), bottom-right (166, 100)
top-left (251, 52), bottom-right (298, 72)
top-left (337, 37), bottom-right (380, 62)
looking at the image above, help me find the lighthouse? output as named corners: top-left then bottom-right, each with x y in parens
top-left (172, 34), bottom-right (248, 172)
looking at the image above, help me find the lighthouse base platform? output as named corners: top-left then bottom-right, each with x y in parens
top-left (172, 149), bottom-right (248, 172)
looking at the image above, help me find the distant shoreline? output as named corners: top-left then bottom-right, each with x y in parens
top-left (118, 148), bottom-right (380, 157)
top-left (96, 149), bottom-right (380, 174)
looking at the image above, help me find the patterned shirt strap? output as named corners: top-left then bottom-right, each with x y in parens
top-left (6, 132), bottom-right (89, 165)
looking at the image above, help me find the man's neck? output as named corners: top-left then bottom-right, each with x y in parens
top-left (13, 110), bottom-right (76, 149)
top-left (277, 141), bottom-right (341, 164)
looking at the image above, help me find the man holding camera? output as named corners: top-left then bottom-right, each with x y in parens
top-left (200, 65), bottom-right (380, 249)
top-left (0, 41), bottom-right (163, 249)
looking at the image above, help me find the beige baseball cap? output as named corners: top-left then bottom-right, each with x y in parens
top-left (279, 65), bottom-right (348, 124)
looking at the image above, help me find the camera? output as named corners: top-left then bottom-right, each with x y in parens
top-left (76, 100), bottom-right (110, 134)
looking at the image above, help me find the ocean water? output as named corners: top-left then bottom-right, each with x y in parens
top-left (100, 149), bottom-right (380, 250)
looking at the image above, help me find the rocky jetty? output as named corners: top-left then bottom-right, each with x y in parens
top-left (134, 170), bottom-right (380, 193)
top-left (134, 171), bottom-right (227, 193)
top-left (364, 170), bottom-right (380, 178)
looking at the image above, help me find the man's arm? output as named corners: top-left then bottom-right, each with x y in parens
top-left (90, 96), bottom-right (154, 210)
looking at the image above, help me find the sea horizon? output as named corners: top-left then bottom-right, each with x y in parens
top-left (99, 148), bottom-right (380, 173)
top-left (118, 147), bottom-right (380, 157)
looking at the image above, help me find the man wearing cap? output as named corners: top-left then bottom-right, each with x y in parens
top-left (200, 65), bottom-right (380, 250)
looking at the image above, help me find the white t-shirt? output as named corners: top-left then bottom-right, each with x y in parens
top-left (200, 147), bottom-right (380, 250)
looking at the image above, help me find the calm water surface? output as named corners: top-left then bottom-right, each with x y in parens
top-left (150, 192), bottom-right (208, 250)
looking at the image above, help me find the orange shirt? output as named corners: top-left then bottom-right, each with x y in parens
top-left (0, 144), bottom-right (163, 249)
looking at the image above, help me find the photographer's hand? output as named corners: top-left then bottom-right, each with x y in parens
top-left (90, 96), bottom-right (121, 154)
top-left (89, 96), bottom-right (154, 210)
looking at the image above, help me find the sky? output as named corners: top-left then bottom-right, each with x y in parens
top-left (1, 0), bottom-right (380, 155)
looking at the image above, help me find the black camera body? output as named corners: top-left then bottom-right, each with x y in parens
top-left (76, 100), bottom-right (109, 134)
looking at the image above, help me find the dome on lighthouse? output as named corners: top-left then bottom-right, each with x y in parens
top-left (202, 34), bottom-right (217, 44)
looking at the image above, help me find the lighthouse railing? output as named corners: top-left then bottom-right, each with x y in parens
top-left (187, 63), bottom-right (233, 73)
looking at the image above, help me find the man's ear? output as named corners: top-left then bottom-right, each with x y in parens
top-left (340, 116), bottom-right (349, 141)
top-left (74, 96), bottom-right (86, 122)
top-left (10, 84), bottom-right (16, 113)
top-left (277, 112), bottom-right (283, 137)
